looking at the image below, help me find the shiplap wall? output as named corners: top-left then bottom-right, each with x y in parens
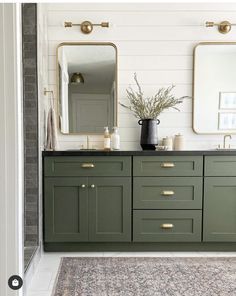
top-left (44, 3), bottom-right (236, 150)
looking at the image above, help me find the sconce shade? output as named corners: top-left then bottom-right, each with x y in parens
top-left (70, 72), bottom-right (84, 84)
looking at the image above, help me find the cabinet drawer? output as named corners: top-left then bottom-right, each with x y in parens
top-left (205, 156), bottom-right (236, 176)
top-left (133, 156), bottom-right (203, 176)
top-left (133, 210), bottom-right (202, 242)
top-left (44, 156), bottom-right (131, 177)
top-left (133, 177), bottom-right (202, 209)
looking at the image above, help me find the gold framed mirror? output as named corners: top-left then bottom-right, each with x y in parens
top-left (193, 42), bottom-right (236, 134)
top-left (57, 42), bottom-right (118, 135)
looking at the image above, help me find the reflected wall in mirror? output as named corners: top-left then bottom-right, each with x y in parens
top-left (57, 43), bottom-right (117, 134)
top-left (193, 42), bottom-right (236, 134)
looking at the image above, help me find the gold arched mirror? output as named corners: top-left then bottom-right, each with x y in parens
top-left (57, 42), bottom-right (117, 134)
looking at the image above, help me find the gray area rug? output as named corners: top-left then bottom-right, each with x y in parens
top-left (52, 257), bottom-right (236, 296)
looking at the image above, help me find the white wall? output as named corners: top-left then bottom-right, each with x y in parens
top-left (38, 4), bottom-right (49, 151)
top-left (44, 3), bottom-right (236, 150)
top-left (0, 3), bottom-right (23, 296)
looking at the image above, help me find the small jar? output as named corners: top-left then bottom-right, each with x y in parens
top-left (174, 134), bottom-right (185, 150)
top-left (162, 137), bottom-right (173, 150)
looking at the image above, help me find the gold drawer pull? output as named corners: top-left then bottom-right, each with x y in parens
top-left (81, 163), bottom-right (95, 168)
top-left (161, 162), bottom-right (175, 168)
top-left (161, 190), bottom-right (175, 196)
top-left (161, 223), bottom-right (174, 229)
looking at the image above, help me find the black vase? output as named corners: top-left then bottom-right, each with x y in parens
top-left (138, 119), bottom-right (160, 150)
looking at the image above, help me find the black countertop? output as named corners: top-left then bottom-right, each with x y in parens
top-left (42, 150), bottom-right (236, 156)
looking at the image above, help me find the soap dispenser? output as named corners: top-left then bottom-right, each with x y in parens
top-left (111, 127), bottom-right (120, 150)
top-left (104, 127), bottom-right (111, 151)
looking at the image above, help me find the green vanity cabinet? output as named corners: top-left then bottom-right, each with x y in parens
top-left (203, 177), bottom-right (236, 242)
top-left (133, 156), bottom-right (203, 177)
top-left (133, 177), bottom-right (202, 210)
top-left (88, 177), bottom-right (131, 242)
top-left (133, 210), bottom-right (202, 242)
top-left (44, 156), bottom-right (132, 243)
top-left (44, 177), bottom-right (89, 242)
top-left (133, 155), bottom-right (203, 243)
top-left (205, 156), bottom-right (236, 176)
top-left (43, 152), bottom-right (236, 250)
top-left (203, 156), bottom-right (236, 242)
top-left (44, 156), bottom-right (131, 177)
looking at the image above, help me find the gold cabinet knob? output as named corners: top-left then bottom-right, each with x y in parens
top-left (81, 184), bottom-right (86, 188)
top-left (90, 184), bottom-right (95, 188)
top-left (161, 223), bottom-right (174, 229)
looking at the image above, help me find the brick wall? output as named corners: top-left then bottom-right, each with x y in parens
top-left (22, 3), bottom-right (38, 247)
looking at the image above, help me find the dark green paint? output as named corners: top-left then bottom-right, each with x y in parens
top-left (88, 177), bottom-right (131, 242)
top-left (203, 177), bottom-right (236, 242)
top-left (133, 210), bottom-right (202, 242)
top-left (44, 177), bottom-right (88, 242)
top-left (133, 177), bottom-right (202, 209)
top-left (133, 156), bottom-right (203, 176)
top-left (44, 156), bottom-right (131, 177)
top-left (205, 156), bottom-right (236, 176)
top-left (44, 242), bottom-right (236, 252)
top-left (43, 154), bottom-right (236, 249)
top-left (44, 176), bottom-right (131, 243)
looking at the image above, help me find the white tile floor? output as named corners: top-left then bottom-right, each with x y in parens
top-left (26, 251), bottom-right (236, 296)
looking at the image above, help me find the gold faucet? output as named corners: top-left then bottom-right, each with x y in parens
top-left (223, 134), bottom-right (232, 149)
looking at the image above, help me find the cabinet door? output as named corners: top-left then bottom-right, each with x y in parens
top-left (204, 177), bottom-right (236, 242)
top-left (44, 177), bottom-right (88, 242)
top-left (89, 177), bottom-right (131, 242)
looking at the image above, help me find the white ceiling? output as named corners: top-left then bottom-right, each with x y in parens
top-left (59, 45), bottom-right (116, 93)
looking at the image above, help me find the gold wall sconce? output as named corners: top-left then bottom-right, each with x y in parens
top-left (70, 72), bottom-right (84, 84)
top-left (205, 21), bottom-right (235, 34)
top-left (64, 20), bottom-right (109, 34)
